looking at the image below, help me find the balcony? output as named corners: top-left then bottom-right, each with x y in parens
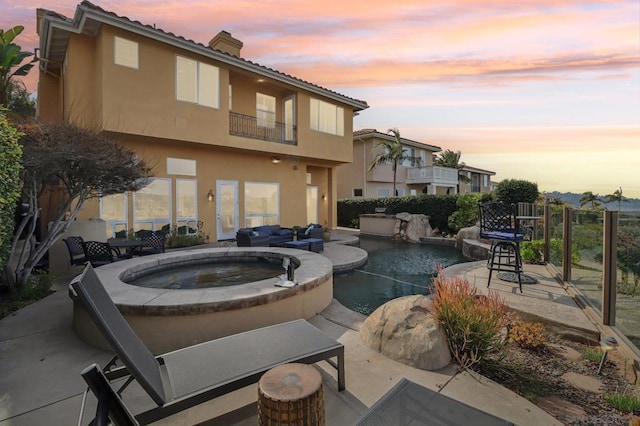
top-left (229, 112), bottom-right (296, 145)
top-left (406, 166), bottom-right (458, 186)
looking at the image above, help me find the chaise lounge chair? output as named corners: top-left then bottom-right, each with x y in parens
top-left (72, 264), bottom-right (345, 425)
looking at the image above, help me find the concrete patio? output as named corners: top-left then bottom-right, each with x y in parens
top-left (0, 232), bottom-right (601, 425)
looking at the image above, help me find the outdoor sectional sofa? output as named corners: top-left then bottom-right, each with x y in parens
top-left (236, 225), bottom-right (294, 247)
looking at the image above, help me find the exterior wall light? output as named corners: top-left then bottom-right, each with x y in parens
top-left (322, 194), bottom-right (326, 201)
top-left (271, 157), bottom-right (281, 164)
top-left (207, 189), bottom-right (215, 202)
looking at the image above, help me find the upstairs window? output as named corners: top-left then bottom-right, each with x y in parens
top-left (256, 93), bottom-right (276, 128)
top-left (176, 56), bottom-right (219, 108)
top-left (310, 98), bottom-right (344, 136)
top-left (114, 36), bottom-right (138, 69)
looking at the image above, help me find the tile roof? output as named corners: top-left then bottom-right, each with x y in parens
top-left (353, 128), bottom-right (441, 152)
top-left (39, 1), bottom-right (368, 111)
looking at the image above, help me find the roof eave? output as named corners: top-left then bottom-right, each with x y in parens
top-left (38, 3), bottom-right (368, 111)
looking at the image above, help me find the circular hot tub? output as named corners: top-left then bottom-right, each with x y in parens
top-left (71, 247), bottom-right (333, 353)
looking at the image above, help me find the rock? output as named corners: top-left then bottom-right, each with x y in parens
top-left (360, 295), bottom-right (451, 370)
top-left (455, 225), bottom-right (480, 250)
top-left (393, 213), bottom-right (433, 242)
top-left (561, 372), bottom-right (604, 394)
top-left (536, 396), bottom-right (587, 423)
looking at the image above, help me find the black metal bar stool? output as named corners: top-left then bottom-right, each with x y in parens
top-left (478, 202), bottom-right (526, 293)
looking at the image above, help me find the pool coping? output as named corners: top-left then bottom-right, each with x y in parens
top-left (83, 247), bottom-right (334, 315)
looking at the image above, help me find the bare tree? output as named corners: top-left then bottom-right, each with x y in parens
top-left (6, 121), bottom-right (151, 288)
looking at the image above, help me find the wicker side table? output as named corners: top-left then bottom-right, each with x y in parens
top-left (258, 363), bottom-right (325, 426)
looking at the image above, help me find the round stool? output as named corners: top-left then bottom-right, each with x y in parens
top-left (258, 363), bottom-right (325, 426)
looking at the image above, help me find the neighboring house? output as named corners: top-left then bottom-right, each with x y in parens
top-left (337, 129), bottom-right (456, 198)
top-left (36, 2), bottom-right (368, 240)
top-left (458, 165), bottom-right (495, 194)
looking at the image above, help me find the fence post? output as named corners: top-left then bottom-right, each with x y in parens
top-left (543, 204), bottom-right (551, 262)
top-left (602, 210), bottom-right (618, 326)
top-left (562, 207), bottom-right (572, 281)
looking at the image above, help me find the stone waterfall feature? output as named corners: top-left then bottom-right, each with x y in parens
top-left (393, 212), bottom-right (433, 242)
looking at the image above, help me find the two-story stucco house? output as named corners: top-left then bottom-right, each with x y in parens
top-left (458, 165), bottom-right (496, 194)
top-left (337, 129), bottom-right (496, 199)
top-left (337, 129), bottom-right (456, 198)
top-left (36, 2), bottom-right (368, 241)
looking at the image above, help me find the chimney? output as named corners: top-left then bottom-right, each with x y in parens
top-left (208, 31), bottom-right (243, 57)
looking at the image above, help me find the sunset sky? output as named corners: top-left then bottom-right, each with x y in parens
top-left (3, 0), bottom-right (639, 197)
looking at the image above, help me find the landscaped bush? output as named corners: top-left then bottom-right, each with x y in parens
top-left (447, 193), bottom-right (487, 233)
top-left (520, 240), bottom-right (545, 264)
top-left (431, 272), bottom-right (510, 370)
top-left (494, 179), bottom-right (539, 205)
top-left (337, 194), bottom-right (458, 233)
top-left (165, 221), bottom-right (209, 248)
top-left (508, 318), bottom-right (546, 349)
top-left (0, 112), bottom-right (23, 283)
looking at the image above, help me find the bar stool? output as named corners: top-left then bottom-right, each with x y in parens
top-left (478, 202), bottom-right (526, 293)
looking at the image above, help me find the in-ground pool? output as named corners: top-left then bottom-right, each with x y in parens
top-left (333, 238), bottom-right (468, 315)
top-left (128, 259), bottom-right (284, 289)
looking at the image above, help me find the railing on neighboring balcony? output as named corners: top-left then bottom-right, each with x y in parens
top-left (406, 166), bottom-right (458, 185)
top-left (229, 112), bottom-right (296, 145)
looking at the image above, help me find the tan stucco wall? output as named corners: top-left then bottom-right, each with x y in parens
top-left (41, 24), bottom-right (360, 238)
top-left (76, 134), bottom-right (335, 239)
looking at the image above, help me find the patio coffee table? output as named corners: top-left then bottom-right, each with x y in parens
top-left (284, 240), bottom-right (311, 250)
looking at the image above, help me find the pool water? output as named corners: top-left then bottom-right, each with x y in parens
top-left (129, 259), bottom-right (284, 289)
top-left (333, 238), bottom-right (468, 315)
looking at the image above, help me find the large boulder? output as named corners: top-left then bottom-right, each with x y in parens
top-left (393, 213), bottom-right (432, 242)
top-left (455, 224), bottom-right (480, 250)
top-left (360, 295), bottom-right (451, 370)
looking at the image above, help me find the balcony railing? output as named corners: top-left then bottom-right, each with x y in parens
top-left (229, 112), bottom-right (296, 145)
top-left (406, 166), bottom-right (458, 185)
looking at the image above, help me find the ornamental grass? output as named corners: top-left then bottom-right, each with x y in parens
top-left (431, 272), bottom-right (510, 370)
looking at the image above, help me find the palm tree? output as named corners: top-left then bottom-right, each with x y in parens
top-left (579, 191), bottom-right (602, 209)
top-left (368, 128), bottom-right (411, 197)
top-left (605, 187), bottom-right (628, 216)
top-left (434, 149), bottom-right (470, 194)
top-left (0, 26), bottom-right (37, 108)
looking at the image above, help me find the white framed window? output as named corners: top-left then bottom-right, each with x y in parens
top-left (176, 179), bottom-right (197, 235)
top-left (377, 188), bottom-right (390, 197)
top-left (410, 189), bottom-right (417, 196)
top-left (114, 36), bottom-right (138, 69)
top-left (176, 56), bottom-right (219, 108)
top-left (245, 182), bottom-right (279, 227)
top-left (133, 178), bottom-right (171, 234)
top-left (483, 175), bottom-right (489, 187)
top-left (396, 188), bottom-right (405, 196)
top-left (310, 98), bottom-right (344, 136)
top-left (257, 93), bottom-right (276, 128)
top-left (167, 157), bottom-right (196, 176)
top-left (100, 193), bottom-right (128, 238)
top-left (229, 84), bottom-right (232, 110)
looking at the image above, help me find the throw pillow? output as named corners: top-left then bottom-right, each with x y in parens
top-left (305, 225), bottom-right (314, 235)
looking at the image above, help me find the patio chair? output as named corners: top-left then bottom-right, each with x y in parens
top-left (71, 264), bottom-right (345, 425)
top-left (478, 202), bottom-right (525, 293)
top-left (136, 232), bottom-right (166, 256)
top-left (63, 236), bottom-right (87, 266)
top-left (81, 241), bottom-right (131, 268)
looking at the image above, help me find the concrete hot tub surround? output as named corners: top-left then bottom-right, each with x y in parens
top-left (70, 247), bottom-right (334, 353)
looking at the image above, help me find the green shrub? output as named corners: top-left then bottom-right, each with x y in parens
top-left (448, 193), bottom-right (482, 234)
top-left (520, 240), bottom-right (545, 264)
top-left (0, 271), bottom-right (53, 319)
top-left (431, 273), bottom-right (510, 370)
top-left (337, 194), bottom-right (458, 233)
top-left (0, 111), bottom-right (23, 282)
top-left (494, 179), bottom-right (539, 205)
